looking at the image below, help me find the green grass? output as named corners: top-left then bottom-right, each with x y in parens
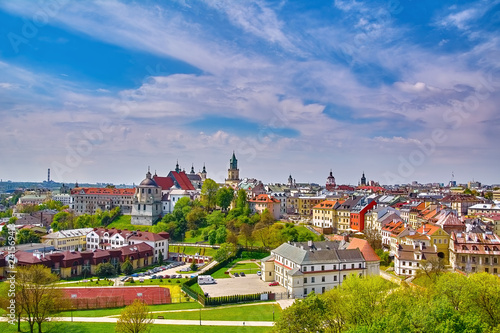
top-left (124, 278), bottom-right (188, 286)
top-left (211, 253), bottom-right (267, 279)
top-left (169, 245), bottom-right (218, 257)
top-left (155, 304), bottom-right (281, 322)
top-left (106, 215), bottom-right (151, 232)
top-left (183, 229), bottom-right (207, 243)
top-left (57, 279), bottom-right (114, 287)
top-left (58, 302), bottom-right (202, 317)
top-left (230, 262), bottom-right (260, 274)
top-left (189, 283), bottom-right (204, 294)
top-left (1, 321), bottom-right (271, 333)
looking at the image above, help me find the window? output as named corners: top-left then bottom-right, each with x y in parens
top-left (303, 267), bottom-right (307, 272)
top-left (303, 277), bottom-right (307, 283)
top-left (485, 268), bottom-right (489, 273)
top-left (311, 266), bottom-right (314, 272)
top-left (311, 277), bottom-right (315, 283)
top-left (321, 265), bottom-right (325, 271)
top-left (304, 288), bottom-right (307, 295)
top-left (461, 256), bottom-right (466, 263)
top-left (494, 258), bottom-right (498, 264)
top-left (322, 276), bottom-right (325, 282)
top-left (485, 257), bottom-right (489, 264)
top-left (322, 287), bottom-right (326, 293)
top-left (334, 276), bottom-right (337, 281)
top-left (343, 264), bottom-right (346, 269)
top-left (359, 263), bottom-right (362, 268)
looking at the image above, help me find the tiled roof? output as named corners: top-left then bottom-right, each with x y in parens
top-left (170, 171), bottom-right (196, 191)
top-left (313, 200), bottom-right (342, 209)
top-left (71, 188), bottom-right (135, 196)
top-left (347, 238), bottom-right (380, 262)
top-left (248, 194), bottom-right (280, 203)
top-left (153, 176), bottom-right (174, 191)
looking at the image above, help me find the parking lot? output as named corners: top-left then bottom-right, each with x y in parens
top-left (125, 260), bottom-right (218, 283)
top-left (199, 274), bottom-right (287, 297)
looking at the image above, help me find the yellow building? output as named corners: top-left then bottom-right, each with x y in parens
top-left (417, 223), bottom-right (450, 264)
top-left (287, 195), bottom-right (326, 217)
top-left (42, 228), bottom-right (92, 251)
top-left (312, 200), bottom-right (344, 233)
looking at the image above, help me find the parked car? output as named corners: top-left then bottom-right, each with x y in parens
top-left (257, 271), bottom-right (262, 276)
top-left (240, 272), bottom-right (246, 277)
top-left (131, 273), bottom-right (139, 277)
top-left (269, 281), bottom-right (279, 286)
top-left (120, 276), bottom-right (128, 281)
top-left (234, 273), bottom-right (239, 277)
top-left (152, 275), bottom-right (157, 279)
top-left (138, 273), bottom-right (145, 277)
top-left (164, 275), bottom-right (170, 279)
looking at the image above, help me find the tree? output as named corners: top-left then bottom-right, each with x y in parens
top-left (115, 299), bottom-right (153, 333)
top-left (260, 209), bottom-right (275, 226)
top-left (206, 210), bottom-right (224, 227)
top-left (158, 251), bottom-right (164, 265)
top-left (95, 262), bottom-right (116, 278)
top-left (418, 257), bottom-right (445, 281)
top-left (51, 211), bottom-right (74, 231)
top-left (121, 259), bottom-right (134, 276)
top-left (363, 224), bottom-right (382, 250)
top-left (240, 223), bottom-right (254, 247)
top-left (200, 178), bottom-right (219, 211)
top-left (216, 187), bottom-right (234, 211)
top-left (208, 229), bottom-right (217, 245)
top-left (190, 261), bottom-right (198, 272)
top-left (16, 265), bottom-right (69, 333)
top-left (215, 226), bottom-right (227, 244)
top-left (186, 206), bottom-right (206, 230)
top-left (213, 243), bottom-right (236, 262)
top-left (274, 292), bottom-right (328, 333)
top-left (16, 229), bottom-right (40, 244)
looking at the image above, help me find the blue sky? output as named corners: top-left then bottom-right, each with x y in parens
top-left (0, 0), bottom-right (499, 186)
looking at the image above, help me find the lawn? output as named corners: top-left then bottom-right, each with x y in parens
top-left (230, 262), bottom-right (261, 274)
top-left (58, 301), bottom-right (202, 317)
top-left (189, 282), bottom-right (204, 294)
top-left (211, 252), bottom-right (268, 279)
top-left (183, 229), bottom-right (207, 243)
top-left (169, 245), bottom-right (218, 257)
top-left (57, 279), bottom-right (114, 287)
top-left (2, 322), bottom-right (272, 333)
top-left (106, 215), bottom-right (151, 232)
top-left (154, 304), bottom-right (282, 322)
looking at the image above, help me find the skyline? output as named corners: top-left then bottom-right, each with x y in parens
top-left (0, 1), bottom-right (499, 185)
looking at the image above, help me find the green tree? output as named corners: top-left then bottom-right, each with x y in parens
top-left (51, 211), bottom-right (74, 231)
top-left (95, 262), bottom-right (116, 278)
top-left (216, 187), bottom-right (234, 211)
top-left (16, 229), bottom-right (40, 244)
top-left (115, 299), bottom-right (153, 333)
top-left (200, 179), bottom-right (219, 211)
top-left (208, 229), bottom-right (217, 245)
top-left (240, 223), bottom-right (254, 247)
top-left (213, 243), bottom-right (236, 262)
top-left (206, 210), bottom-right (224, 227)
top-left (121, 259), bottom-right (134, 276)
top-left (274, 292), bottom-right (328, 333)
top-left (16, 265), bottom-right (70, 333)
top-left (158, 251), bottom-right (164, 265)
top-left (186, 206), bottom-right (206, 230)
top-left (190, 261), bottom-right (198, 272)
top-left (215, 226), bottom-right (227, 244)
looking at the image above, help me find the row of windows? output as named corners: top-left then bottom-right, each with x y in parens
top-left (461, 256), bottom-right (499, 264)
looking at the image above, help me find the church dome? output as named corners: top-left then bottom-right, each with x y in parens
top-left (139, 171), bottom-right (158, 186)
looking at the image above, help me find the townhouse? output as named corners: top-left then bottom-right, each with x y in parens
top-left (248, 194), bottom-right (281, 220)
top-left (42, 228), bottom-right (93, 251)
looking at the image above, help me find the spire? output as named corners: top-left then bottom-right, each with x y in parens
top-left (175, 160), bottom-right (180, 173)
top-left (202, 163), bottom-right (207, 174)
top-left (190, 164), bottom-right (195, 174)
top-left (230, 151), bottom-right (238, 170)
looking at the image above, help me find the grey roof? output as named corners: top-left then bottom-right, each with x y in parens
top-left (272, 241), bottom-right (365, 265)
top-left (288, 267), bottom-right (304, 276)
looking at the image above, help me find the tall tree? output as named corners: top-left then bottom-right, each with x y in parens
top-left (16, 229), bottom-right (40, 244)
top-left (17, 265), bottom-right (69, 333)
top-left (216, 187), bottom-right (234, 211)
top-left (121, 259), bottom-right (134, 276)
top-left (200, 179), bottom-right (219, 211)
top-left (115, 299), bottom-right (153, 333)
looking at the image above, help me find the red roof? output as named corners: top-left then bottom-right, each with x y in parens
top-left (153, 176), bottom-right (174, 191)
top-left (248, 194), bottom-right (280, 204)
top-left (170, 171), bottom-right (196, 191)
top-left (347, 238), bottom-right (380, 262)
top-left (71, 188), bottom-right (134, 196)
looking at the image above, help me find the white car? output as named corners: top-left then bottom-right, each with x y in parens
top-left (257, 271), bottom-right (262, 276)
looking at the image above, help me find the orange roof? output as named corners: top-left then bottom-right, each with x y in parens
top-left (71, 188), bottom-right (135, 196)
top-left (248, 194), bottom-right (280, 203)
top-left (347, 238), bottom-right (380, 262)
top-left (417, 223), bottom-right (441, 236)
top-left (313, 199), bottom-right (344, 209)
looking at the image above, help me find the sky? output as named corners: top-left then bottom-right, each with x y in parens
top-left (0, 0), bottom-right (499, 186)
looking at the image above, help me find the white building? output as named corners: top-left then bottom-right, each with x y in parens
top-left (261, 239), bottom-right (379, 298)
top-left (130, 171), bottom-right (163, 225)
top-left (86, 227), bottom-right (169, 263)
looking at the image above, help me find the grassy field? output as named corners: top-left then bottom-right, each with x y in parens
top-left (230, 262), bottom-right (261, 274)
top-left (106, 215), bottom-right (151, 232)
top-left (58, 301), bottom-right (202, 317)
top-left (189, 282), bottom-right (204, 294)
top-left (1, 322), bottom-right (272, 333)
top-left (57, 279), bottom-right (114, 287)
top-left (183, 229), bottom-right (206, 243)
top-left (211, 252), bottom-right (268, 279)
top-left (169, 245), bottom-right (218, 257)
top-left (155, 304), bottom-right (281, 322)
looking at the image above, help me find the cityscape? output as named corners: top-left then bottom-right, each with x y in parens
top-left (1, 0), bottom-right (500, 332)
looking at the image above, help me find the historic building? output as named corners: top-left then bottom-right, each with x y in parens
top-left (248, 194), bottom-right (281, 220)
top-left (130, 170), bottom-right (163, 225)
top-left (261, 239), bottom-right (379, 298)
top-left (70, 187), bottom-right (134, 215)
top-left (225, 152), bottom-right (240, 188)
top-left (325, 170), bottom-right (336, 191)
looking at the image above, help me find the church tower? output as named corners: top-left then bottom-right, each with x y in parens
top-left (326, 170), bottom-right (336, 191)
top-left (361, 172), bottom-right (367, 186)
top-left (225, 152), bottom-right (240, 187)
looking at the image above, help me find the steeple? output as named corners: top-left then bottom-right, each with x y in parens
top-left (175, 160), bottom-right (181, 173)
top-left (190, 164), bottom-right (195, 174)
top-left (361, 172), bottom-right (366, 186)
top-left (202, 163), bottom-right (207, 174)
top-left (230, 151), bottom-right (238, 170)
